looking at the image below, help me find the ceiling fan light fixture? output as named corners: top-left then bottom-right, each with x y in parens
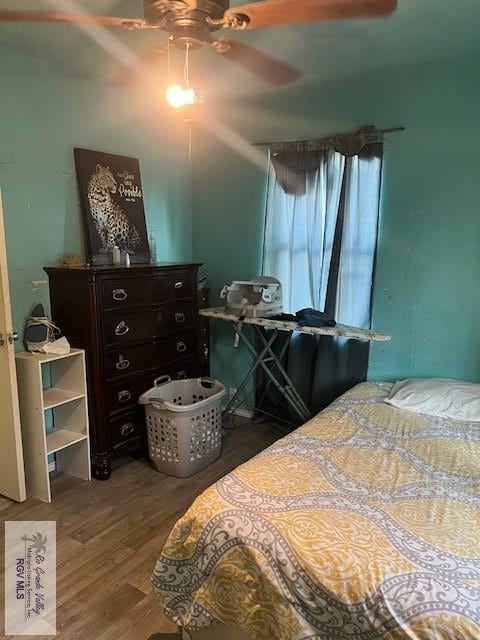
top-left (2, 0), bottom-right (398, 89)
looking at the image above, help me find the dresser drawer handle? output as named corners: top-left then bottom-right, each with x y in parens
top-left (118, 390), bottom-right (132, 403)
top-left (115, 321), bottom-right (130, 336)
top-left (115, 354), bottom-right (130, 371)
top-left (120, 423), bottom-right (135, 437)
top-left (175, 312), bottom-right (186, 324)
top-left (176, 341), bottom-right (187, 353)
top-left (174, 281), bottom-right (184, 289)
top-left (112, 288), bottom-right (128, 301)
top-left (176, 370), bottom-right (187, 380)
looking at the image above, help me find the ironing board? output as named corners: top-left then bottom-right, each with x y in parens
top-left (199, 307), bottom-right (391, 425)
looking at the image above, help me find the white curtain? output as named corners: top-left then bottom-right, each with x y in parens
top-left (336, 152), bottom-right (383, 328)
top-left (262, 149), bottom-right (345, 314)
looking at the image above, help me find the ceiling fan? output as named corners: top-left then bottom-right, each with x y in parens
top-left (0, 0), bottom-right (397, 87)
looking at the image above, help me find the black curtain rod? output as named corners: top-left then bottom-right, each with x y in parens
top-left (251, 127), bottom-right (405, 147)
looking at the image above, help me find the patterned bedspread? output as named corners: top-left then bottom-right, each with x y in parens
top-left (152, 382), bottom-right (480, 639)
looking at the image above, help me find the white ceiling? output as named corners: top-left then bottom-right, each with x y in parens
top-left (0, 0), bottom-right (479, 91)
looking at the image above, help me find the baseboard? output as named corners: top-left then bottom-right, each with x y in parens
top-left (48, 460), bottom-right (56, 473)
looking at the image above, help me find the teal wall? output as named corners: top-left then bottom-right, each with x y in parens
top-left (0, 45), bottom-right (192, 345)
top-left (2, 47), bottom-right (479, 389)
top-left (192, 56), bottom-right (480, 390)
top-left (192, 137), bottom-right (269, 395)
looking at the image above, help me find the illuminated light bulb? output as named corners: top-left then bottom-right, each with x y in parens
top-left (166, 84), bottom-right (197, 109)
top-left (166, 84), bottom-right (185, 108)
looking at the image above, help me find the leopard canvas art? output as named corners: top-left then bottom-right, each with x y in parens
top-left (87, 164), bottom-right (141, 253)
top-left (74, 148), bottom-right (150, 265)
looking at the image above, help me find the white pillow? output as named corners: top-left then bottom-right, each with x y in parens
top-left (385, 378), bottom-right (480, 422)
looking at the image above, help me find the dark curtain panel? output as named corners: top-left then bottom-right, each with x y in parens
top-left (257, 142), bottom-right (383, 424)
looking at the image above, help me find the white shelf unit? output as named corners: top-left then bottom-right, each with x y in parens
top-left (15, 348), bottom-right (91, 502)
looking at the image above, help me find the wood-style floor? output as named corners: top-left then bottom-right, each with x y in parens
top-left (0, 421), bottom-right (281, 640)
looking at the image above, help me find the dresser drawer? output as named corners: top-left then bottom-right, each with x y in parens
top-left (105, 342), bottom-right (167, 379)
top-left (108, 359), bottom-right (198, 414)
top-left (105, 333), bottom-right (196, 380)
top-left (104, 302), bottom-right (195, 347)
top-left (153, 270), bottom-right (194, 303)
top-left (163, 301), bottom-right (195, 332)
top-left (103, 277), bottom-right (153, 311)
top-left (167, 333), bottom-right (197, 362)
top-left (110, 408), bottom-right (145, 450)
top-left (108, 375), bottom-right (153, 414)
top-left (104, 309), bottom-right (164, 347)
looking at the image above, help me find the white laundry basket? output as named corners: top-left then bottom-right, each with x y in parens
top-left (139, 375), bottom-right (225, 477)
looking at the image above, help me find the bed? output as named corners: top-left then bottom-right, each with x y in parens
top-left (152, 382), bottom-right (480, 639)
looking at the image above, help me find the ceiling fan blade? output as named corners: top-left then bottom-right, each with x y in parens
top-left (0, 10), bottom-right (146, 29)
top-left (208, 37), bottom-right (301, 86)
top-left (223, 0), bottom-right (397, 30)
top-left (111, 43), bottom-right (169, 86)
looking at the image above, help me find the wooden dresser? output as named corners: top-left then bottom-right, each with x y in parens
top-left (44, 263), bottom-right (201, 479)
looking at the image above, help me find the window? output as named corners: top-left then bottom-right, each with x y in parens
top-left (262, 144), bottom-right (382, 328)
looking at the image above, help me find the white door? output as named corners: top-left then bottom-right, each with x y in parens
top-left (0, 190), bottom-right (26, 502)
